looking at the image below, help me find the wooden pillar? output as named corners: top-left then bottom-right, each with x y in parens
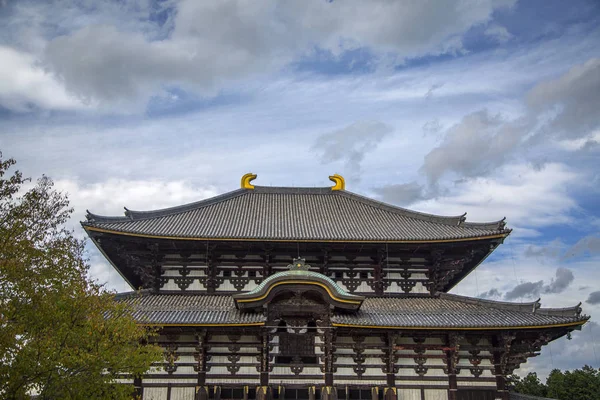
top-left (133, 376), bottom-right (143, 400)
top-left (321, 328), bottom-right (337, 400)
top-left (384, 333), bottom-right (398, 400)
top-left (446, 333), bottom-right (462, 400)
top-left (374, 248), bottom-right (384, 296)
top-left (260, 331), bottom-right (270, 386)
top-left (446, 349), bottom-right (458, 400)
top-left (195, 330), bottom-right (208, 400)
top-left (206, 250), bottom-right (216, 294)
top-left (492, 335), bottom-right (511, 400)
top-left (257, 330), bottom-right (272, 400)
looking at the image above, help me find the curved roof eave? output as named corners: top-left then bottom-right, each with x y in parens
top-left (83, 186), bottom-right (509, 229)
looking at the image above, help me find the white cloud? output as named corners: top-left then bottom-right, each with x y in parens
top-left (527, 58), bottom-right (600, 139)
top-left (55, 178), bottom-right (218, 231)
top-left (33, 0), bottom-right (518, 108)
top-left (0, 46), bottom-right (88, 111)
top-left (411, 162), bottom-right (579, 228)
top-left (311, 121), bottom-right (392, 181)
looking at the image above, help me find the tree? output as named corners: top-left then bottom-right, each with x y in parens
top-left (546, 365), bottom-right (600, 400)
top-left (510, 365), bottom-right (600, 400)
top-left (0, 154), bottom-right (162, 399)
top-left (509, 372), bottom-right (548, 397)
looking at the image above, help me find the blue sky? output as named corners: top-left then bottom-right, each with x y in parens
top-left (1, 0), bottom-right (599, 378)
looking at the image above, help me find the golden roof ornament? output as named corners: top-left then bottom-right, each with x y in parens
top-left (329, 174), bottom-right (345, 191)
top-left (241, 173), bottom-right (257, 189)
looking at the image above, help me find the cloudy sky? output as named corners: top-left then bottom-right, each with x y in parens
top-left (1, 0), bottom-right (599, 379)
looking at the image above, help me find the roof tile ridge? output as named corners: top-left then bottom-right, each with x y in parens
top-left (341, 190), bottom-right (509, 231)
top-left (252, 185), bottom-right (332, 194)
top-left (88, 188), bottom-right (248, 222)
top-left (463, 217), bottom-right (509, 231)
top-left (113, 289), bottom-right (154, 300)
top-left (339, 190), bottom-right (473, 227)
top-left (536, 302), bottom-right (586, 318)
top-left (438, 292), bottom-right (541, 313)
top-left (83, 210), bottom-right (131, 224)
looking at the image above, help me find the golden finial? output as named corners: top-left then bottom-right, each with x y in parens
top-left (329, 174), bottom-right (345, 191)
top-left (241, 173), bottom-right (257, 189)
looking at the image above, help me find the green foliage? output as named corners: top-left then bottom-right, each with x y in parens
top-left (511, 365), bottom-right (600, 400)
top-left (0, 153), bottom-right (162, 399)
top-left (510, 372), bottom-right (548, 397)
top-left (546, 365), bottom-right (600, 400)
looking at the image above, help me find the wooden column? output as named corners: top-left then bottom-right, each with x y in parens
top-left (384, 333), bottom-right (398, 400)
top-left (133, 376), bottom-right (143, 400)
top-left (257, 330), bottom-right (272, 400)
top-left (492, 335), bottom-right (511, 400)
top-left (446, 333), bottom-right (462, 400)
top-left (446, 353), bottom-right (458, 400)
top-left (321, 328), bottom-right (337, 400)
top-left (195, 330), bottom-right (209, 400)
top-left (374, 248), bottom-right (384, 296)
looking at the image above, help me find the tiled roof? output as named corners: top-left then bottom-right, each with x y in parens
top-left (83, 186), bottom-right (509, 242)
top-left (116, 292), bottom-right (586, 328)
top-left (332, 293), bottom-right (586, 328)
top-left (115, 292), bottom-right (263, 325)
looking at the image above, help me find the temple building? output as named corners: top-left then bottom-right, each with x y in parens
top-left (82, 174), bottom-right (588, 400)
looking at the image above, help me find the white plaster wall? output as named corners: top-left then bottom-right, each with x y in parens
top-left (355, 281), bottom-right (374, 293)
top-left (401, 381), bottom-right (446, 386)
top-left (143, 387), bottom-right (167, 400)
top-left (171, 387), bottom-right (195, 400)
top-left (458, 380), bottom-right (495, 387)
top-left (161, 279), bottom-right (180, 291)
top-left (410, 281), bottom-right (429, 294)
top-left (424, 389), bottom-right (448, 400)
top-left (333, 379), bottom-right (386, 385)
top-left (399, 389), bottom-right (422, 400)
top-left (144, 379), bottom-right (197, 383)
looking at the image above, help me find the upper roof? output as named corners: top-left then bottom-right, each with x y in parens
top-left (83, 183), bottom-right (510, 243)
top-left (115, 291), bottom-right (587, 329)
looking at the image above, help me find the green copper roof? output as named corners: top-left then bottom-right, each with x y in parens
top-left (247, 269), bottom-right (356, 298)
top-left (232, 258), bottom-right (364, 309)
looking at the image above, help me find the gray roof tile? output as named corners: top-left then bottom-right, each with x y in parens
top-left (84, 186), bottom-right (509, 242)
top-left (116, 292), bottom-right (586, 328)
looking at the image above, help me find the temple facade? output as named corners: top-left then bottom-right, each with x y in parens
top-left (83, 174), bottom-right (588, 400)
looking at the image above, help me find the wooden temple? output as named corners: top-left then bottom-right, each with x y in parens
top-left (82, 173), bottom-right (588, 400)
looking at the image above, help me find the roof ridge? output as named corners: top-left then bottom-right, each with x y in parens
top-left (84, 188), bottom-right (247, 223)
top-left (440, 293), bottom-right (586, 319)
top-left (537, 302), bottom-right (584, 318)
top-left (339, 190), bottom-right (506, 230)
top-left (438, 292), bottom-right (541, 313)
top-left (83, 185), bottom-right (508, 231)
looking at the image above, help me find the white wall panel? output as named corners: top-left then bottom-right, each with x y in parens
top-left (398, 389), bottom-right (422, 400)
top-left (171, 387), bottom-right (195, 400)
top-left (424, 389), bottom-right (448, 400)
top-left (143, 387), bottom-right (167, 400)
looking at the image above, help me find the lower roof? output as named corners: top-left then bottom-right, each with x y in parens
top-left (115, 292), bottom-right (587, 330)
